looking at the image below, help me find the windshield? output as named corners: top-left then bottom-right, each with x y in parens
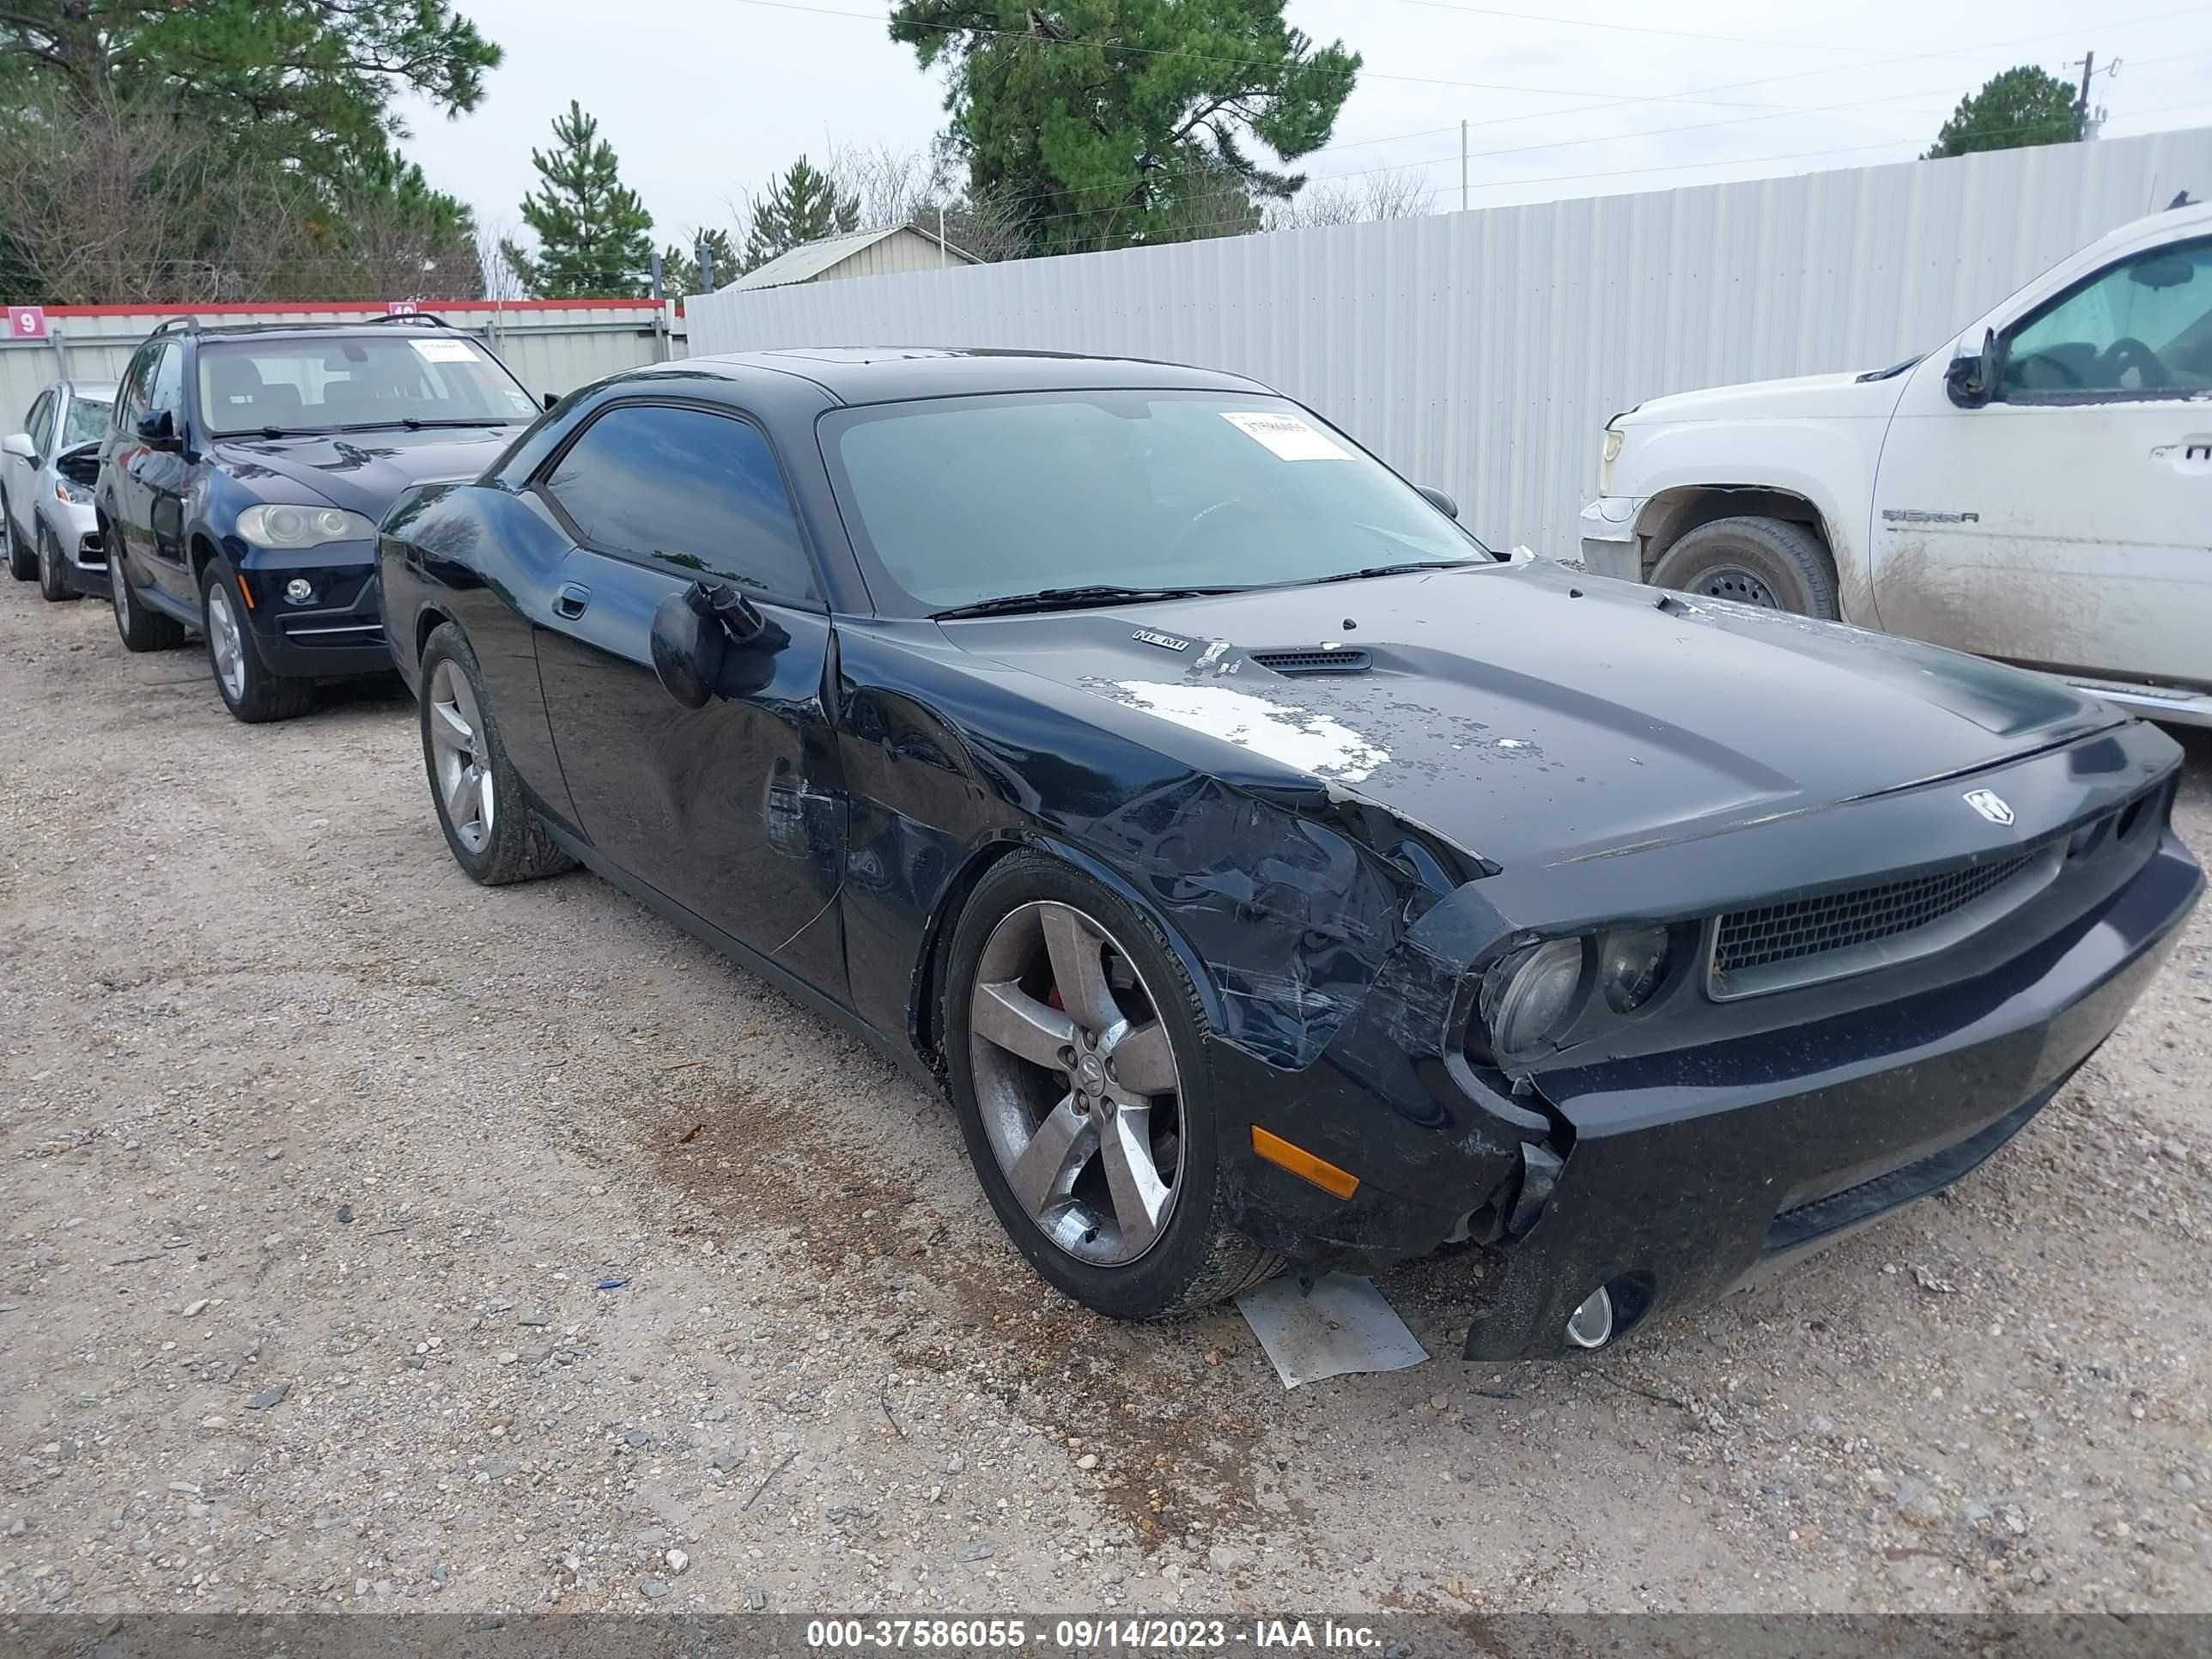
top-left (197, 335), bottom-right (539, 435)
top-left (821, 391), bottom-right (1490, 613)
top-left (60, 396), bottom-right (112, 450)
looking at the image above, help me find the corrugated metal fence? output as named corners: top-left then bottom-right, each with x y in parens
top-left (0, 299), bottom-right (682, 434)
top-left (688, 126), bottom-right (2212, 559)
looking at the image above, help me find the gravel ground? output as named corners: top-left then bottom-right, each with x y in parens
top-left (3, 574), bottom-right (2209, 1619)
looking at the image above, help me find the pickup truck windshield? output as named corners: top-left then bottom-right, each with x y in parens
top-left (823, 390), bottom-right (1490, 613)
top-left (198, 336), bottom-right (539, 435)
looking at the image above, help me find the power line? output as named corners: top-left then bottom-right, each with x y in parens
top-left (1395, 0), bottom-right (1885, 55)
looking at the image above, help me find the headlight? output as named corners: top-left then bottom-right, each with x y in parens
top-left (1478, 938), bottom-right (1586, 1058)
top-left (1598, 927), bottom-right (1670, 1012)
top-left (55, 477), bottom-right (94, 506)
top-left (235, 504), bottom-right (376, 549)
top-left (1601, 428), bottom-right (1625, 464)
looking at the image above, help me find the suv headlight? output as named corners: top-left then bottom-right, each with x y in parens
top-left (236, 504), bottom-right (376, 549)
top-left (55, 477), bottom-right (94, 506)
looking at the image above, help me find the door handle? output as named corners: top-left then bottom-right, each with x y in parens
top-left (552, 581), bottom-right (591, 620)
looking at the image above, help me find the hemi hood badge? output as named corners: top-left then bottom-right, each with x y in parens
top-left (1133, 629), bottom-right (1192, 652)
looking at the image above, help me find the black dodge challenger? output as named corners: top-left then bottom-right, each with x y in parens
top-left (377, 349), bottom-right (2202, 1359)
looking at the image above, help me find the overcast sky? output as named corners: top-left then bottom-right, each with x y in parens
top-left (397, 0), bottom-right (2212, 256)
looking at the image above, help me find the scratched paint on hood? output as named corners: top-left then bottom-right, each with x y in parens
top-left (1104, 680), bottom-right (1389, 782)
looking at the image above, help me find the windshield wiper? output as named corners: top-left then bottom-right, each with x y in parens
top-left (331, 417), bottom-right (514, 432)
top-left (1306, 559), bottom-right (1478, 586)
top-left (932, 583), bottom-right (1247, 620)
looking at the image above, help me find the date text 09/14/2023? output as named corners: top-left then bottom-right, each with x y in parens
top-left (805, 1618), bottom-right (1382, 1650)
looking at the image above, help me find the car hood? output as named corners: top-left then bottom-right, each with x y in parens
top-left (209, 425), bottom-right (521, 516)
top-left (939, 560), bottom-right (2123, 869)
top-left (1619, 368), bottom-right (1912, 427)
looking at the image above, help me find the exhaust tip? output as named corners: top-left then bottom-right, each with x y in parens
top-left (1565, 1285), bottom-right (1614, 1349)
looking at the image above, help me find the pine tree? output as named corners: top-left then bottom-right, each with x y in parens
top-left (501, 100), bottom-right (653, 298)
top-left (741, 155), bottom-right (860, 272)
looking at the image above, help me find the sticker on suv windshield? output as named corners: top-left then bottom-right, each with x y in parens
top-left (410, 338), bottom-right (479, 363)
top-left (1220, 410), bottom-right (1351, 462)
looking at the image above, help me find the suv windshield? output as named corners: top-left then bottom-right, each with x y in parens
top-left (822, 390), bottom-right (1490, 613)
top-left (60, 396), bottom-right (111, 449)
top-left (198, 334), bottom-right (539, 436)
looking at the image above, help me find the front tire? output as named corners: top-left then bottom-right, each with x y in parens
top-left (1649, 514), bottom-right (1840, 619)
top-left (36, 524), bottom-right (78, 603)
top-left (201, 556), bottom-right (311, 723)
top-left (943, 852), bottom-right (1281, 1320)
top-left (4, 499), bottom-right (34, 581)
top-left (109, 537), bottom-right (186, 652)
top-left (417, 622), bottom-right (575, 886)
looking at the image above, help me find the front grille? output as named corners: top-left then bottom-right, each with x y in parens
top-left (1707, 839), bottom-right (2067, 1000)
top-left (1717, 853), bottom-right (2035, 977)
top-left (1250, 647), bottom-right (1371, 676)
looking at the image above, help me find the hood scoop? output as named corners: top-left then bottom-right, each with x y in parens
top-left (1249, 646), bottom-right (1371, 677)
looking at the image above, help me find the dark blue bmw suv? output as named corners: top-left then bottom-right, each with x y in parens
top-left (96, 314), bottom-right (543, 721)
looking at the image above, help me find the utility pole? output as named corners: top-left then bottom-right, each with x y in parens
top-left (2071, 52), bottom-right (2118, 142)
top-left (1461, 119), bottom-right (1469, 212)
top-left (696, 233), bottom-right (715, 294)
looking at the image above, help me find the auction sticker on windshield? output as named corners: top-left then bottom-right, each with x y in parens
top-left (410, 338), bottom-right (480, 363)
top-left (1220, 410), bottom-right (1351, 461)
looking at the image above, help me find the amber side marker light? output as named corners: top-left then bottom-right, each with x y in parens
top-left (234, 574), bottom-right (255, 611)
top-left (1250, 1126), bottom-right (1359, 1200)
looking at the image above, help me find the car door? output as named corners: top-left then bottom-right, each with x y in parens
top-left (9, 390), bottom-right (53, 542)
top-left (529, 398), bottom-right (849, 999)
top-left (105, 343), bottom-right (164, 580)
top-left (132, 342), bottom-right (197, 607)
top-left (1871, 234), bottom-right (2212, 686)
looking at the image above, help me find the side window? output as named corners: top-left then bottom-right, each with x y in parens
top-left (25, 391), bottom-right (54, 453)
top-left (116, 345), bottom-right (159, 428)
top-left (147, 344), bottom-right (186, 422)
top-left (541, 403), bottom-right (817, 600)
top-left (2002, 238), bottom-right (2212, 399)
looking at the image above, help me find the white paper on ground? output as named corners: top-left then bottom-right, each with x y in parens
top-left (1235, 1272), bottom-right (1429, 1389)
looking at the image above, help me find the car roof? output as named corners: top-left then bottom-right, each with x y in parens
top-left (660, 346), bottom-right (1273, 405)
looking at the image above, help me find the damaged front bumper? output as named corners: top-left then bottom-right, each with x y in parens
top-left (1213, 720), bottom-right (2200, 1361)
top-left (1462, 828), bottom-right (2197, 1358)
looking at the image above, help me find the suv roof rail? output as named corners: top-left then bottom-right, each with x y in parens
top-left (157, 312), bottom-right (463, 340)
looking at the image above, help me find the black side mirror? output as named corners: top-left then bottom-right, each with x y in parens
top-left (1416, 484), bottom-right (1458, 519)
top-left (1945, 326), bottom-right (2004, 410)
top-left (649, 580), bottom-right (776, 708)
top-left (136, 409), bottom-right (179, 449)
top-left (542, 391), bottom-right (561, 411)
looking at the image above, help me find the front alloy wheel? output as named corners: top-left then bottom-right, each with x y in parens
top-left (945, 854), bottom-right (1282, 1320)
top-left (427, 656), bottom-right (495, 854)
top-left (969, 899), bottom-right (1186, 1266)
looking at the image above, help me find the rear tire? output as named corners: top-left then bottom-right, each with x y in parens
top-left (943, 852), bottom-right (1282, 1321)
top-left (1650, 514), bottom-right (1840, 619)
top-left (109, 538), bottom-right (187, 652)
top-left (202, 556), bottom-right (312, 723)
top-left (4, 499), bottom-right (34, 581)
top-left (35, 524), bottom-right (77, 603)
top-left (418, 621), bottom-right (576, 886)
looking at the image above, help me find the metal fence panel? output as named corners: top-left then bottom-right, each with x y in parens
top-left (686, 127), bottom-right (2212, 559)
top-left (0, 300), bottom-right (682, 437)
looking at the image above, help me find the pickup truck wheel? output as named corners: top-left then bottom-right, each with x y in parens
top-left (417, 621), bottom-right (577, 886)
top-left (1650, 515), bottom-right (1840, 620)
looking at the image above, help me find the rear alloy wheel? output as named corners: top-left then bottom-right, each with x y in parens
top-left (417, 621), bottom-right (575, 886)
top-left (3, 498), bottom-right (34, 581)
top-left (109, 537), bottom-right (186, 652)
top-left (945, 854), bottom-right (1281, 1319)
top-left (1649, 514), bottom-right (1841, 619)
top-left (201, 556), bottom-right (311, 723)
top-left (35, 524), bottom-right (77, 603)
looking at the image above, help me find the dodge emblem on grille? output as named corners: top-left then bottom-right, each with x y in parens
top-left (1963, 789), bottom-right (2014, 826)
